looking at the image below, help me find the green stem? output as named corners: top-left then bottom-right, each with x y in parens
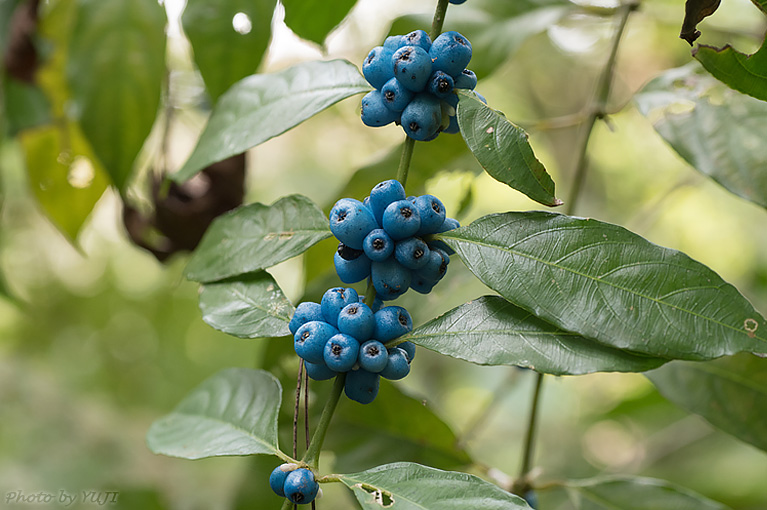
top-left (364, 278), bottom-right (377, 308)
top-left (517, 373), bottom-right (544, 485)
top-left (396, 137), bottom-right (416, 187)
top-left (302, 373), bottom-right (346, 469)
top-left (430, 0), bottom-right (451, 41)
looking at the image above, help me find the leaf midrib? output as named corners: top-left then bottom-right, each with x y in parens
top-left (167, 410), bottom-right (280, 456)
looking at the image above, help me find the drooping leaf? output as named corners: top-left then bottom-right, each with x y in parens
top-left (635, 65), bottom-right (767, 209)
top-left (402, 296), bottom-right (666, 375)
top-left (282, 0), bottom-right (357, 46)
top-left (146, 368), bottom-right (283, 459)
top-left (439, 211), bottom-right (767, 360)
top-left (539, 475), bottom-right (730, 510)
top-left (694, 36), bottom-right (767, 102)
top-left (679, 0), bottom-right (722, 44)
top-left (199, 272), bottom-right (294, 339)
top-left (20, 122), bottom-right (109, 240)
top-left (328, 381), bottom-right (472, 472)
top-left (183, 0), bottom-right (277, 102)
top-left (66, 0), bottom-right (166, 191)
top-left (648, 353), bottom-right (767, 453)
top-left (2, 77), bottom-right (50, 136)
top-left (174, 59), bottom-right (372, 183)
top-left (185, 194), bottom-right (332, 283)
top-left (456, 91), bottom-right (561, 207)
top-left (340, 462), bottom-right (531, 510)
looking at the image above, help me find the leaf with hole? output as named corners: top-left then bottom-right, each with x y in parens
top-left (694, 36), bottom-right (767, 102)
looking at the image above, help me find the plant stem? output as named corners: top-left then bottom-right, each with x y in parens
top-left (396, 137), bottom-right (416, 187)
top-left (513, 372), bottom-right (544, 495)
top-left (430, 0), bottom-right (450, 41)
top-left (302, 373), bottom-right (346, 469)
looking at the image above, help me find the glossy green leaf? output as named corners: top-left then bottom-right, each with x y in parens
top-left (67, 0), bottom-right (166, 191)
top-left (539, 476), bottom-right (730, 510)
top-left (185, 194), bottom-right (332, 283)
top-left (635, 65), bottom-right (767, 209)
top-left (199, 272), bottom-right (294, 339)
top-left (694, 37), bottom-right (767, 102)
top-left (183, 0), bottom-right (277, 102)
top-left (340, 462), bottom-right (530, 510)
top-left (328, 381), bottom-right (472, 472)
top-left (648, 353), bottom-right (767, 452)
top-left (440, 211), bottom-right (767, 360)
top-left (282, 0), bottom-right (357, 45)
top-left (457, 91), bottom-right (561, 207)
top-left (20, 123), bottom-right (109, 240)
top-left (146, 368), bottom-right (283, 459)
top-left (402, 296), bottom-right (666, 375)
top-left (175, 59), bottom-right (372, 183)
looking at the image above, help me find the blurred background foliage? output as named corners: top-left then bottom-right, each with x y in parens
top-left (0, 0), bottom-right (766, 508)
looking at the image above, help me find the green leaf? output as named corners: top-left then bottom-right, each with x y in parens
top-left (20, 123), bottom-right (109, 240)
top-left (146, 368), bottom-right (283, 459)
top-left (694, 36), bottom-right (767, 102)
top-left (328, 381), bottom-right (472, 472)
top-left (174, 59), bottom-right (372, 183)
top-left (539, 475), bottom-right (730, 510)
top-left (185, 194), bottom-right (332, 283)
top-left (66, 0), bottom-right (166, 191)
top-left (403, 296), bottom-right (666, 375)
top-left (635, 65), bottom-right (767, 209)
top-left (199, 272), bottom-right (294, 339)
top-left (282, 0), bottom-right (357, 46)
top-left (183, 0), bottom-right (277, 102)
top-left (647, 353), bottom-right (767, 453)
top-left (340, 462), bottom-right (530, 510)
top-left (456, 91), bottom-right (561, 207)
top-left (3, 77), bottom-right (51, 135)
top-left (440, 211), bottom-right (767, 360)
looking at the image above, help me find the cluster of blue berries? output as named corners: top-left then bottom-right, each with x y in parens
top-left (270, 464), bottom-right (319, 505)
top-left (361, 29), bottom-right (477, 141)
top-left (330, 179), bottom-right (458, 300)
top-left (288, 286), bottom-right (416, 405)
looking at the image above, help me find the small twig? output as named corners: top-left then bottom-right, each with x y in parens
top-left (511, 372), bottom-right (545, 495)
top-left (293, 361), bottom-right (304, 459)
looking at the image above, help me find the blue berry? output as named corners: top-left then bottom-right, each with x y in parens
top-left (382, 199), bottom-right (421, 240)
top-left (383, 35), bottom-right (404, 51)
top-left (334, 247), bottom-right (371, 284)
top-left (410, 273), bottom-right (436, 294)
top-left (381, 347), bottom-right (411, 380)
top-left (524, 490), bottom-right (539, 510)
top-left (370, 179), bottom-right (406, 226)
top-left (269, 463), bottom-right (294, 497)
top-left (284, 468), bottom-right (319, 505)
top-left (345, 368), bottom-right (380, 404)
top-left (321, 287), bottom-right (359, 327)
top-left (324, 333), bottom-right (360, 372)
top-left (373, 306), bottom-right (413, 341)
top-left (476, 91), bottom-right (487, 104)
top-left (449, 0), bottom-right (468, 3)
top-left (294, 321), bottom-right (338, 364)
top-left (392, 46), bottom-right (433, 92)
top-left (420, 248), bottom-right (449, 281)
top-left (402, 29), bottom-right (432, 51)
top-left (414, 195), bottom-right (447, 235)
top-left (443, 115), bottom-right (460, 134)
top-left (371, 258), bottom-right (411, 300)
top-left (337, 302), bottom-right (375, 342)
top-left (428, 70), bottom-right (455, 100)
top-left (454, 69), bottom-right (477, 90)
top-left (358, 340), bottom-right (389, 372)
top-left (399, 341), bottom-right (416, 362)
top-left (304, 360), bottom-right (337, 381)
top-left (362, 46), bottom-right (394, 89)
top-left (381, 77), bottom-right (415, 113)
top-left (361, 90), bottom-right (400, 127)
top-left (289, 301), bottom-right (323, 335)
top-left (401, 93), bottom-right (442, 141)
top-left (394, 237), bottom-right (430, 270)
top-left (363, 228), bottom-right (395, 262)
top-left (330, 198), bottom-right (378, 250)
top-left (429, 31), bottom-right (472, 77)
top-left (437, 217), bottom-right (460, 233)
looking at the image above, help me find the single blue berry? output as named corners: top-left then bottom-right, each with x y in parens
top-left (289, 301), bottom-right (323, 335)
top-left (304, 360), bottom-right (337, 381)
top-left (392, 45), bottom-right (433, 92)
top-left (524, 490), bottom-right (539, 510)
top-left (381, 347), bottom-right (411, 380)
top-left (381, 77), bottom-right (415, 113)
top-left (324, 333), bottom-right (360, 372)
top-left (284, 468), bottom-right (319, 505)
top-left (419, 248), bottom-right (449, 282)
top-left (430, 31), bottom-right (472, 77)
top-left (363, 228), bottom-right (395, 262)
top-left (394, 237), bottom-right (430, 270)
top-left (334, 248), bottom-right (371, 284)
top-left (361, 90), bottom-right (400, 127)
top-left (401, 93), bottom-right (442, 141)
top-left (337, 302), bottom-right (375, 341)
top-left (371, 258), bottom-right (411, 300)
top-left (369, 179), bottom-right (406, 226)
top-left (414, 195), bottom-right (447, 235)
top-left (373, 306), bottom-right (413, 341)
top-left (269, 463), bottom-right (295, 497)
top-left (321, 287), bottom-right (359, 327)
top-left (428, 70), bottom-right (455, 100)
top-left (294, 321), bottom-right (338, 364)
top-left (399, 341), bottom-right (416, 363)
top-left (362, 46), bottom-right (394, 89)
top-left (330, 198), bottom-right (379, 250)
top-left (402, 29), bottom-right (432, 51)
top-left (449, 0), bottom-right (468, 3)
top-left (454, 69), bottom-right (477, 90)
top-left (382, 199), bottom-right (421, 240)
top-left (358, 340), bottom-right (389, 373)
top-left (344, 368), bottom-right (380, 404)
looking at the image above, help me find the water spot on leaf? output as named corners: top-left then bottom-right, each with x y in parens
top-left (68, 156), bottom-right (95, 189)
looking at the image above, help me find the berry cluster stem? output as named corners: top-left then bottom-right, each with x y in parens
top-left (302, 373), bottom-right (346, 469)
top-left (396, 137), bottom-right (416, 187)
top-left (429, 0), bottom-right (451, 41)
